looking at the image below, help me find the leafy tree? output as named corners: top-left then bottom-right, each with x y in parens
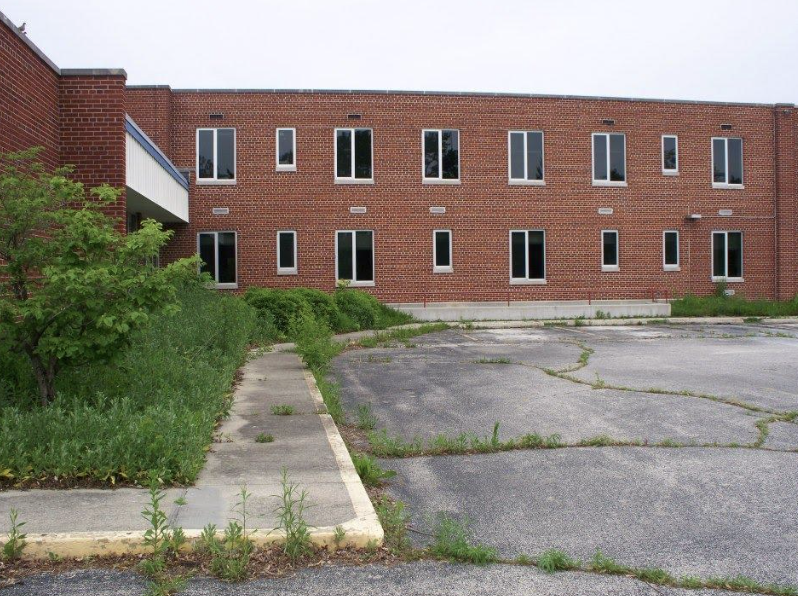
top-left (0, 148), bottom-right (197, 406)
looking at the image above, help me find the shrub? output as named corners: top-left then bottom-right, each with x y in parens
top-left (286, 288), bottom-right (358, 332)
top-left (244, 288), bottom-right (312, 337)
top-left (334, 290), bottom-right (379, 330)
top-left (671, 294), bottom-right (798, 318)
top-left (290, 311), bottom-right (342, 374)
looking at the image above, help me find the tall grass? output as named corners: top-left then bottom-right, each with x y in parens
top-left (0, 284), bottom-right (258, 485)
top-left (671, 294), bottom-right (798, 317)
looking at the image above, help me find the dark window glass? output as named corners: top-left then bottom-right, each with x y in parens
top-left (593, 135), bottom-right (607, 180)
top-left (727, 232), bottom-right (742, 277)
top-left (278, 232), bottom-right (295, 269)
top-left (528, 231), bottom-right (545, 279)
top-left (354, 129), bottom-right (372, 179)
top-left (336, 130), bottom-right (352, 178)
top-left (217, 232), bottom-right (236, 283)
top-left (609, 134), bottom-right (625, 181)
top-left (511, 232), bottom-right (526, 278)
top-left (509, 132), bottom-right (525, 179)
top-left (728, 138), bottom-right (743, 185)
top-left (355, 231), bottom-right (374, 282)
top-left (441, 130), bottom-right (459, 179)
top-left (603, 232), bottom-right (618, 266)
top-left (337, 232), bottom-right (353, 280)
top-left (527, 132), bottom-right (544, 181)
top-left (424, 130), bottom-right (439, 178)
top-left (664, 232), bottom-right (678, 266)
top-left (713, 138), bottom-right (726, 183)
top-left (663, 136), bottom-right (677, 170)
top-left (216, 129), bottom-right (235, 180)
top-left (713, 233), bottom-right (726, 277)
top-left (199, 233), bottom-right (215, 276)
top-left (278, 129), bottom-right (294, 166)
top-left (198, 130), bottom-right (214, 179)
top-left (435, 231), bottom-right (451, 268)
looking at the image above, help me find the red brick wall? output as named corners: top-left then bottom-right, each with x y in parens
top-left (126, 86), bottom-right (172, 155)
top-left (125, 88), bottom-right (795, 302)
top-left (775, 106), bottom-right (798, 300)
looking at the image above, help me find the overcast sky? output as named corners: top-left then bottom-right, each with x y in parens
top-left (4, 0), bottom-right (798, 103)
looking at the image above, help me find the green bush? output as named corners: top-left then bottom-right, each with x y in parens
top-left (290, 312), bottom-right (342, 373)
top-left (244, 288), bottom-right (312, 336)
top-left (334, 289), bottom-right (379, 330)
top-left (286, 288), bottom-right (357, 332)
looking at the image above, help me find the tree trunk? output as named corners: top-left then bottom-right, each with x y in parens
top-left (29, 354), bottom-right (56, 406)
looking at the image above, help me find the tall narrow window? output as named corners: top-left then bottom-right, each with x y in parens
top-left (335, 129), bottom-right (373, 181)
top-left (276, 128), bottom-right (296, 171)
top-left (509, 230), bottom-right (546, 282)
top-left (712, 137), bottom-right (743, 187)
top-left (336, 231), bottom-right (374, 285)
top-left (601, 230), bottom-right (619, 271)
top-left (663, 231), bottom-right (679, 270)
top-left (712, 231), bottom-right (743, 280)
top-left (508, 131), bottom-right (544, 183)
top-left (277, 231), bottom-right (297, 274)
top-left (433, 230), bottom-right (452, 273)
top-left (592, 133), bottom-right (626, 184)
top-left (198, 232), bottom-right (237, 287)
top-left (423, 129), bottom-right (460, 182)
top-left (662, 135), bottom-right (678, 174)
top-left (196, 128), bottom-right (236, 182)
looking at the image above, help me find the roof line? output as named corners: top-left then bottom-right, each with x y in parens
top-left (125, 115), bottom-right (189, 190)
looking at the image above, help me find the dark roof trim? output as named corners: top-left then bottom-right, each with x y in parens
top-left (62, 68), bottom-right (127, 77)
top-left (125, 116), bottom-right (189, 190)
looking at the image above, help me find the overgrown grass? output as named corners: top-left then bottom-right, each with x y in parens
top-left (0, 284), bottom-right (258, 486)
top-left (429, 515), bottom-right (498, 565)
top-left (671, 294), bottom-right (798, 318)
top-left (354, 323), bottom-right (450, 348)
top-left (350, 452), bottom-right (396, 487)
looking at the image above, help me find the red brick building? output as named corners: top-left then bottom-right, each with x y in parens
top-left (2, 12), bottom-right (796, 307)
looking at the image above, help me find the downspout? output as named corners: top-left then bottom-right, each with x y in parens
top-left (773, 106), bottom-right (779, 300)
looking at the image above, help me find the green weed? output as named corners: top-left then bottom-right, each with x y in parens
top-left (429, 514), bottom-right (498, 565)
top-left (274, 468), bottom-right (312, 561)
top-left (351, 452), bottom-right (397, 487)
top-left (536, 549), bottom-right (579, 573)
top-left (2, 509), bottom-right (26, 560)
top-left (270, 404), bottom-right (295, 416)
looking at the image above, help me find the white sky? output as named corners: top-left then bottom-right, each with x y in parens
top-left (4, 0), bottom-right (798, 103)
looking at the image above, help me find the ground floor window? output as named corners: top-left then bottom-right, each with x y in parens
top-left (277, 231), bottom-right (297, 274)
top-left (336, 230), bottom-right (374, 285)
top-left (663, 230), bottom-right (679, 270)
top-left (198, 231), bottom-right (237, 287)
top-left (433, 230), bottom-right (453, 273)
top-left (712, 231), bottom-right (743, 280)
top-left (510, 230), bottom-right (546, 282)
top-left (602, 230), bottom-right (619, 271)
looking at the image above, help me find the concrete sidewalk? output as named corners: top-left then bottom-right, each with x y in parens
top-left (0, 352), bottom-right (381, 558)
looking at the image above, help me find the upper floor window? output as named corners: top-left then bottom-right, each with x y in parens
top-left (592, 133), bottom-right (626, 185)
top-left (336, 230), bottom-right (374, 286)
top-left (510, 230), bottom-right (546, 283)
top-left (712, 137), bottom-right (743, 188)
top-left (601, 230), bottom-right (619, 271)
top-left (662, 135), bottom-right (678, 174)
top-left (277, 230), bottom-right (297, 275)
top-left (712, 231), bottom-right (743, 281)
top-left (335, 128), bottom-right (373, 182)
top-left (276, 128), bottom-right (296, 171)
top-left (508, 131), bottom-right (544, 184)
top-left (197, 128), bottom-right (235, 182)
top-left (663, 230), bottom-right (680, 270)
top-left (433, 230), bottom-right (453, 273)
top-left (198, 231), bottom-right (237, 288)
top-left (423, 129), bottom-right (460, 182)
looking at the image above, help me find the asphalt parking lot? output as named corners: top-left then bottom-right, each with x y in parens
top-left (333, 322), bottom-right (798, 585)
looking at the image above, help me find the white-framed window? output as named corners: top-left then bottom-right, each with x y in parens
top-left (509, 230), bottom-right (546, 283)
top-left (336, 230), bottom-right (374, 286)
top-left (423, 129), bottom-right (460, 183)
top-left (662, 135), bottom-right (678, 174)
top-left (712, 137), bottom-right (743, 188)
top-left (601, 230), bottom-right (619, 271)
top-left (196, 128), bottom-right (236, 183)
top-left (433, 230), bottom-right (453, 273)
top-left (663, 230), bottom-right (680, 271)
top-left (276, 128), bottom-right (296, 171)
top-left (592, 132), bottom-right (626, 185)
top-left (508, 131), bottom-right (545, 184)
top-left (712, 231), bottom-right (743, 281)
top-left (277, 230), bottom-right (297, 275)
top-left (198, 231), bottom-right (237, 288)
top-left (335, 128), bottom-right (373, 182)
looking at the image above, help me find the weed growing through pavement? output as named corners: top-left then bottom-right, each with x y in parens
top-left (270, 404), bottom-right (295, 416)
top-left (255, 433), bottom-right (274, 443)
top-left (333, 525), bottom-right (346, 549)
top-left (199, 487), bottom-right (254, 581)
top-left (2, 509), bottom-right (27, 561)
top-left (429, 514), bottom-right (498, 565)
top-left (351, 452), bottom-right (396, 486)
top-left (472, 358), bottom-right (513, 365)
top-left (356, 403), bottom-right (378, 430)
top-left (140, 478), bottom-right (188, 594)
top-left (374, 495), bottom-right (411, 555)
top-left (274, 468), bottom-right (312, 561)
top-left (536, 549), bottom-right (580, 573)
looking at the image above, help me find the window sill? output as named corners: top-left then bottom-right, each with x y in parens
top-left (215, 283), bottom-right (238, 290)
top-left (345, 281), bottom-right (375, 287)
top-left (335, 178), bottom-right (375, 185)
top-left (592, 181), bottom-right (628, 188)
top-left (712, 183), bottom-right (744, 190)
top-left (509, 179), bottom-right (546, 186)
top-left (433, 267), bottom-right (453, 274)
top-left (601, 265), bottom-right (620, 272)
top-left (196, 179), bottom-right (237, 186)
top-left (423, 179), bottom-right (461, 185)
top-left (277, 269), bottom-right (298, 276)
top-left (664, 266), bottom-right (681, 272)
top-left (276, 165), bottom-right (297, 172)
top-left (510, 278), bottom-right (547, 285)
top-left (662, 170), bottom-right (679, 176)
top-left (712, 276), bottom-right (744, 283)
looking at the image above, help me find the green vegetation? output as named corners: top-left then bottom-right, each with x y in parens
top-left (1, 509), bottom-right (27, 561)
top-left (199, 488), bottom-right (254, 581)
top-left (274, 468), bottom-right (312, 561)
top-left (270, 404), bottom-right (295, 416)
top-left (351, 452), bottom-right (397, 487)
top-left (255, 433), bottom-right (274, 444)
top-left (429, 514), bottom-right (498, 565)
top-left (536, 549), bottom-right (580, 573)
top-left (374, 495), bottom-right (411, 554)
top-left (671, 294), bottom-right (798, 318)
top-left (356, 403), bottom-right (378, 430)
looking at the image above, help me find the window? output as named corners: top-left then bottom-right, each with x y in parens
top-left (601, 230), bottom-right (619, 271)
top-left (276, 128), bottom-right (296, 171)
top-left (712, 231), bottom-right (743, 280)
top-left (510, 230), bottom-right (546, 283)
top-left (423, 129), bottom-right (460, 182)
top-left (662, 135), bottom-right (678, 174)
top-left (508, 131), bottom-right (544, 184)
top-left (277, 231), bottom-right (297, 274)
top-left (196, 128), bottom-right (236, 182)
top-left (433, 230), bottom-right (452, 273)
top-left (336, 230), bottom-right (374, 285)
top-left (712, 137), bottom-right (743, 187)
top-left (335, 128), bottom-right (373, 182)
top-left (592, 133), bottom-right (626, 185)
top-left (198, 231), bottom-right (237, 288)
top-left (663, 231), bottom-right (680, 270)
